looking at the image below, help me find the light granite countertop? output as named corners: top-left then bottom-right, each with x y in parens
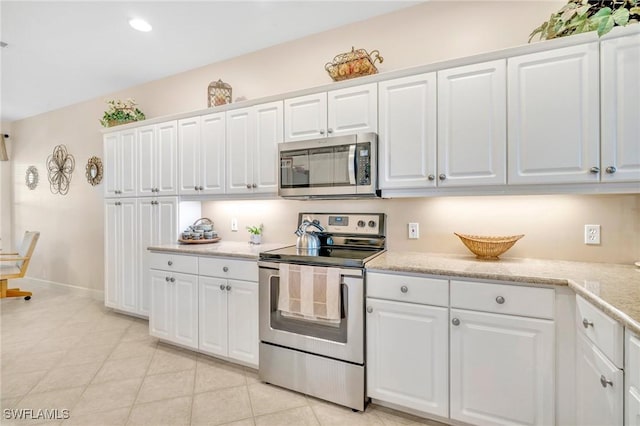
top-left (366, 251), bottom-right (640, 336)
top-left (148, 241), bottom-right (290, 260)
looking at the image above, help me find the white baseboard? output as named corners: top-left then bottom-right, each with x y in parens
top-left (21, 277), bottom-right (104, 301)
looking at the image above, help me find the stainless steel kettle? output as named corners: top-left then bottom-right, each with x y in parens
top-left (295, 220), bottom-right (325, 250)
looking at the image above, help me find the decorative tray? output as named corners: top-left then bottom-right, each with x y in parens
top-left (178, 237), bottom-right (221, 245)
top-left (325, 47), bottom-right (383, 81)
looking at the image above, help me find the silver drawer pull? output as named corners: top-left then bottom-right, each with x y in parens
top-left (165, 276), bottom-right (170, 282)
top-left (496, 296), bottom-right (505, 304)
top-left (582, 318), bottom-right (594, 329)
top-left (600, 375), bottom-right (613, 388)
top-left (223, 266), bottom-right (229, 272)
top-left (226, 285), bottom-right (231, 291)
top-left (168, 260), bottom-right (173, 266)
top-left (451, 318), bottom-right (460, 326)
top-left (400, 286), bottom-right (408, 293)
top-left (220, 284), bottom-right (225, 290)
top-left (366, 306), bottom-right (373, 313)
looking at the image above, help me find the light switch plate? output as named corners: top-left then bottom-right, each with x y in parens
top-left (408, 223), bottom-right (419, 239)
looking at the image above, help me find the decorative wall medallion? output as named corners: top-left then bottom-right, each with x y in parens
top-left (47, 144), bottom-right (75, 195)
top-left (25, 166), bottom-right (39, 190)
top-left (85, 156), bottom-right (103, 186)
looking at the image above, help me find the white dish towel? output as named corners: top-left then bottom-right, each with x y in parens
top-left (278, 263), bottom-right (341, 324)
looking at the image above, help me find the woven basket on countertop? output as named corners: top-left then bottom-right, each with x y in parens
top-left (454, 233), bottom-right (524, 259)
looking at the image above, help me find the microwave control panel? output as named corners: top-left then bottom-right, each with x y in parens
top-left (357, 143), bottom-right (371, 186)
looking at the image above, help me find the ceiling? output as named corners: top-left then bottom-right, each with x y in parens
top-left (0, 1), bottom-right (420, 123)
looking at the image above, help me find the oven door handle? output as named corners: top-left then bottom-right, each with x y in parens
top-left (259, 262), bottom-right (363, 278)
top-left (348, 144), bottom-right (357, 185)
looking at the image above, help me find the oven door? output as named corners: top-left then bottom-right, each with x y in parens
top-left (258, 261), bottom-right (364, 364)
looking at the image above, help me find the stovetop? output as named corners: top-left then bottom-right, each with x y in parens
top-left (259, 245), bottom-right (385, 268)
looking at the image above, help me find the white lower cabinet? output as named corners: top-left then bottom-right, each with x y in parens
top-left (626, 330), bottom-right (640, 426)
top-left (449, 308), bottom-right (555, 426)
top-left (149, 269), bottom-right (198, 350)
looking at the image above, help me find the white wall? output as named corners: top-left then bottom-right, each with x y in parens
top-left (9, 1), bottom-right (638, 293)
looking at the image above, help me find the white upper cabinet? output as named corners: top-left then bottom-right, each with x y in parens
top-left (137, 121), bottom-right (178, 196)
top-left (226, 101), bottom-right (283, 194)
top-left (178, 113), bottom-right (225, 195)
top-left (437, 60), bottom-right (506, 186)
top-left (104, 129), bottom-right (137, 198)
top-left (284, 83), bottom-right (377, 142)
top-left (508, 42), bottom-right (600, 184)
top-left (601, 32), bottom-right (640, 183)
top-left (378, 73), bottom-right (437, 189)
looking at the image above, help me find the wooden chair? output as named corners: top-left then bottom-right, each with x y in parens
top-left (0, 231), bottom-right (40, 300)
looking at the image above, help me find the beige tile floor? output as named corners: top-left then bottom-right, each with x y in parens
top-left (1, 283), bottom-right (447, 426)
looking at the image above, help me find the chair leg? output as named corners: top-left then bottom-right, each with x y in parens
top-left (0, 279), bottom-right (6, 298)
top-left (5, 289), bottom-right (32, 300)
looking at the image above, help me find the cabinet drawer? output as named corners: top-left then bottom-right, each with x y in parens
top-left (451, 280), bottom-right (554, 319)
top-left (576, 295), bottom-right (624, 368)
top-left (199, 257), bottom-right (258, 282)
top-left (367, 272), bottom-right (448, 307)
top-left (150, 253), bottom-right (198, 274)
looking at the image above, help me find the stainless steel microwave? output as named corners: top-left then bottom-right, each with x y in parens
top-left (278, 133), bottom-right (378, 199)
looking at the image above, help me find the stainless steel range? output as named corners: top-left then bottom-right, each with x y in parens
top-left (258, 212), bottom-right (386, 411)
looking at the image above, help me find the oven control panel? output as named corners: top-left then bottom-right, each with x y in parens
top-left (298, 213), bottom-right (385, 235)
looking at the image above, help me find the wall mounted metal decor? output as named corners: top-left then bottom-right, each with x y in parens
top-left (85, 156), bottom-right (103, 186)
top-left (208, 79), bottom-right (232, 107)
top-left (25, 166), bottom-right (38, 190)
top-left (47, 144), bottom-right (75, 195)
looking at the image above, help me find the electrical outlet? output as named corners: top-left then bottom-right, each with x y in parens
top-left (584, 224), bottom-right (600, 245)
top-left (231, 218), bottom-right (238, 232)
top-left (408, 223), bottom-right (419, 239)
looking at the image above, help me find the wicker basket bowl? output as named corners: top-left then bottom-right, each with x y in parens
top-left (454, 233), bottom-right (524, 259)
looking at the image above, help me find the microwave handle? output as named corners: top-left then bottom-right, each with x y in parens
top-left (348, 144), bottom-right (357, 185)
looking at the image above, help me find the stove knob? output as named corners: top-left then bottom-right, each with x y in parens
top-left (357, 220), bottom-right (365, 228)
top-left (368, 220), bottom-right (376, 228)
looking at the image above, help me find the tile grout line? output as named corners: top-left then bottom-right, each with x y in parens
top-left (123, 331), bottom-right (160, 425)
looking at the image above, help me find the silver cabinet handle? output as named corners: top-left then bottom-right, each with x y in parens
top-left (226, 285), bottom-right (231, 291)
top-left (600, 375), bottom-right (613, 388)
top-left (452, 318), bottom-right (460, 326)
top-left (246, 184), bottom-right (251, 189)
top-left (252, 183), bottom-right (257, 188)
top-left (169, 277), bottom-right (175, 283)
top-left (439, 174), bottom-right (446, 181)
top-left (327, 128), bottom-right (333, 134)
top-left (590, 166), bottom-right (600, 174)
top-left (496, 296), bottom-right (505, 304)
top-left (319, 129), bottom-right (325, 135)
top-left (606, 166), bottom-right (617, 174)
top-left (194, 185), bottom-right (199, 190)
top-left (582, 318), bottom-right (594, 328)
top-left (400, 286), bottom-right (408, 293)
top-left (220, 284), bottom-right (225, 290)
top-left (199, 186), bottom-right (204, 190)
top-left (223, 266), bottom-right (229, 272)
top-left (168, 261), bottom-right (173, 266)
top-left (427, 174), bottom-right (435, 181)
top-left (165, 276), bottom-right (170, 282)
top-left (366, 306), bottom-right (373, 313)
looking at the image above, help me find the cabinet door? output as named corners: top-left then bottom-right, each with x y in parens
top-left (284, 92), bottom-right (327, 142)
top-left (199, 277), bottom-right (228, 357)
top-left (378, 73), bottom-right (437, 189)
top-left (508, 43), bottom-right (599, 184)
top-left (120, 129), bottom-right (138, 197)
top-left (172, 272), bottom-right (198, 349)
top-left (366, 298), bottom-right (448, 417)
top-left (438, 60), bottom-right (506, 186)
top-left (104, 200), bottom-right (119, 308)
top-left (156, 121), bottom-right (178, 195)
top-left (627, 331), bottom-right (640, 426)
top-left (137, 124), bottom-right (156, 196)
top-left (327, 83), bottom-right (377, 137)
top-left (450, 308), bottom-right (554, 426)
top-left (253, 101), bottom-right (283, 193)
top-left (226, 107), bottom-right (253, 194)
top-left (226, 279), bottom-right (259, 366)
top-left (103, 133), bottom-right (119, 198)
top-left (150, 270), bottom-right (171, 340)
top-left (601, 33), bottom-right (640, 182)
top-left (138, 199), bottom-right (155, 317)
top-left (119, 199), bottom-right (138, 314)
top-left (200, 112), bottom-right (226, 194)
top-left (178, 117), bottom-right (201, 195)
top-left (576, 331), bottom-right (623, 426)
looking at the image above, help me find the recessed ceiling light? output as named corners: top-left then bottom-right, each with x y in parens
top-left (129, 18), bottom-right (152, 32)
